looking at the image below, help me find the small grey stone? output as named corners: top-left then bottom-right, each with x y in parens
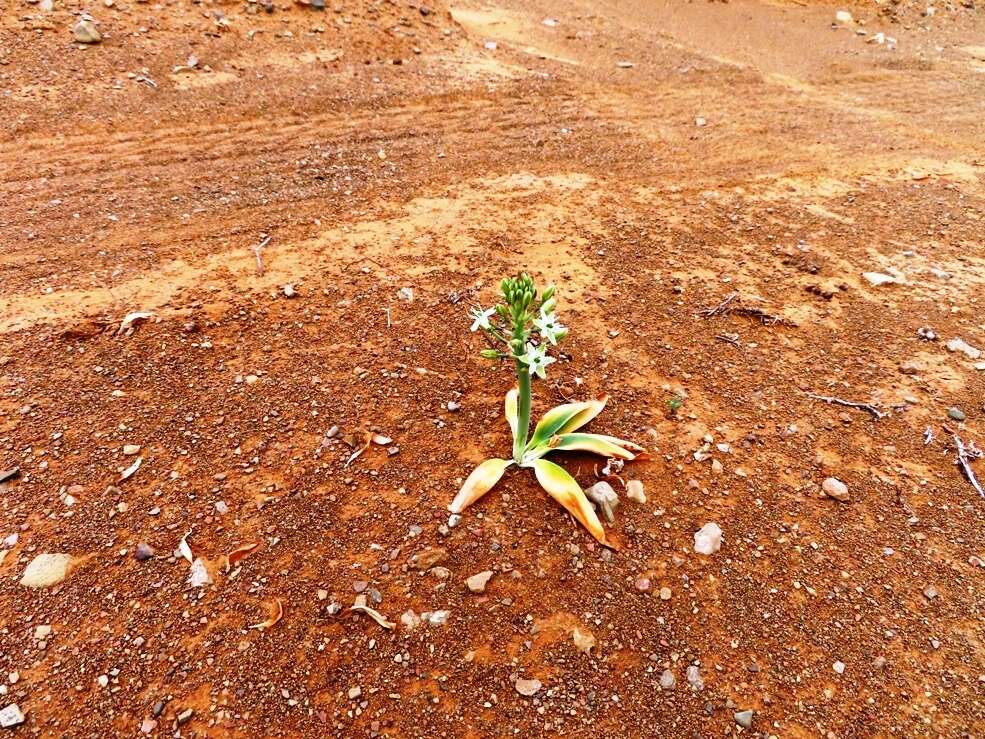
top-left (214, 501), bottom-right (229, 515)
top-left (176, 708), bottom-right (193, 725)
top-left (135, 543), bottom-right (155, 561)
top-left (734, 710), bottom-right (753, 729)
top-left (659, 670), bottom-right (676, 689)
top-left (947, 407), bottom-right (966, 421)
top-left (923, 585), bottom-right (939, 600)
top-left (686, 665), bottom-right (704, 691)
top-left (446, 400), bottom-right (461, 412)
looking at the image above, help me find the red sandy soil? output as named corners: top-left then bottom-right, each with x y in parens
top-left (1, 0), bottom-right (984, 736)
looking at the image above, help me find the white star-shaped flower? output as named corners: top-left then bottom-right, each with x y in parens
top-left (469, 307), bottom-right (496, 332)
top-left (517, 342), bottom-right (556, 379)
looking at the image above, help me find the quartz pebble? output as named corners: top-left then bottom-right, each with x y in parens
top-left (822, 477), bottom-right (850, 502)
top-left (0, 704), bottom-right (25, 728)
top-left (466, 570), bottom-right (494, 593)
top-left (20, 553), bottom-right (73, 588)
top-left (514, 678), bottom-right (541, 696)
top-left (693, 523), bottom-right (722, 555)
top-left (625, 479), bottom-right (646, 503)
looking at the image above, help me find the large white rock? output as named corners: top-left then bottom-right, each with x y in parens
top-left (693, 523), bottom-right (722, 555)
top-left (20, 553), bottom-right (74, 588)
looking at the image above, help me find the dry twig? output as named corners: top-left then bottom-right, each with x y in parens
top-left (700, 292), bottom-right (797, 326)
top-left (954, 435), bottom-right (984, 498)
top-left (807, 393), bottom-right (887, 420)
top-left (252, 235), bottom-right (271, 276)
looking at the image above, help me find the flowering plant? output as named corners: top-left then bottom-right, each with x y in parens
top-left (450, 274), bottom-right (643, 546)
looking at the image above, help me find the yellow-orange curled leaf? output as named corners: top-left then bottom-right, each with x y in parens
top-left (547, 433), bottom-right (636, 460)
top-left (531, 458), bottom-right (607, 546)
top-left (449, 458), bottom-right (512, 513)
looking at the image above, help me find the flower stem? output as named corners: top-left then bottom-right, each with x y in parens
top-left (513, 358), bottom-right (531, 462)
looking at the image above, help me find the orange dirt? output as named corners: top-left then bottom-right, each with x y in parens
top-left (1, 0), bottom-right (984, 736)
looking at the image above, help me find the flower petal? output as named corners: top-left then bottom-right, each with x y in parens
top-left (545, 433), bottom-right (637, 460)
top-left (531, 459), bottom-right (607, 546)
top-left (505, 387), bottom-right (519, 443)
top-left (449, 458), bottom-right (512, 513)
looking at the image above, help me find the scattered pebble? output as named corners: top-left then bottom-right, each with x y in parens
top-left (833, 660), bottom-right (846, 674)
top-left (188, 558), bottom-right (212, 587)
top-left (734, 709), bottom-right (754, 729)
top-left (514, 678), bottom-right (542, 696)
top-left (134, 543), bottom-right (155, 561)
top-left (686, 665), bottom-right (704, 690)
top-left (659, 586), bottom-right (672, 601)
top-left (466, 570), bottom-right (494, 593)
top-left (73, 19), bottom-right (102, 44)
top-left (659, 670), bottom-right (676, 689)
top-left (948, 407), bottom-right (966, 421)
top-left (282, 284), bottom-right (296, 298)
top-left (625, 479), bottom-right (646, 503)
top-left (862, 271), bottom-right (897, 286)
top-left (821, 477), bottom-right (850, 502)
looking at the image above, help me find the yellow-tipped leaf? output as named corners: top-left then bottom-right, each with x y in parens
top-left (449, 458), bottom-right (512, 513)
top-left (546, 433), bottom-right (637, 460)
top-left (556, 395), bottom-right (609, 435)
top-left (505, 387), bottom-right (519, 443)
top-left (528, 399), bottom-right (600, 449)
top-left (531, 459), bottom-right (607, 546)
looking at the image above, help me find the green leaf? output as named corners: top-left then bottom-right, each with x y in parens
top-left (449, 459), bottom-right (512, 514)
top-left (530, 459), bottom-right (608, 546)
top-left (556, 395), bottom-right (609, 434)
top-left (527, 399), bottom-right (600, 450)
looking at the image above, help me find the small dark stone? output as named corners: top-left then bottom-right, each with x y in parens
top-left (152, 700), bottom-right (166, 718)
top-left (135, 543), bottom-right (156, 561)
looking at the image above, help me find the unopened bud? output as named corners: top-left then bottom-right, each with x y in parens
top-left (479, 349), bottom-right (501, 359)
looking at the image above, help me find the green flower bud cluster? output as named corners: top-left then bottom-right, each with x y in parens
top-left (469, 273), bottom-right (567, 379)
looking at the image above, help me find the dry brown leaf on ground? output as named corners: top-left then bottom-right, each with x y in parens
top-left (350, 594), bottom-right (395, 629)
top-left (249, 598), bottom-right (284, 631)
top-left (226, 542), bottom-right (260, 571)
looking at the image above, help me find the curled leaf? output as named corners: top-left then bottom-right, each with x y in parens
top-left (249, 598), bottom-right (284, 631)
top-left (505, 387), bottom-right (519, 443)
top-left (350, 594), bottom-right (395, 629)
top-left (226, 542), bottom-right (260, 571)
top-left (449, 458), bottom-right (513, 514)
top-left (540, 433), bottom-right (637, 460)
top-left (528, 396), bottom-right (609, 449)
top-left (556, 395), bottom-right (609, 435)
top-left (530, 459), bottom-right (608, 546)
top-left (119, 456), bottom-right (142, 481)
top-left (178, 530), bottom-right (193, 563)
top-left (344, 431), bottom-right (373, 467)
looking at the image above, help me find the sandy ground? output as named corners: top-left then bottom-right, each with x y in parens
top-left (1, 0), bottom-right (984, 736)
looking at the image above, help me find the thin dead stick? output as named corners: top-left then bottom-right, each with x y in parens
top-left (700, 292), bottom-right (797, 327)
top-left (715, 333), bottom-right (740, 346)
top-left (700, 292), bottom-right (738, 318)
top-left (954, 435), bottom-right (984, 498)
top-left (807, 393), bottom-right (888, 420)
top-left (252, 235), bottom-right (271, 276)
top-left (730, 306), bottom-right (798, 327)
